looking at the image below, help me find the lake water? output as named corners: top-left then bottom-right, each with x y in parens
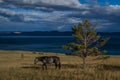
top-left (0, 35), bottom-right (120, 55)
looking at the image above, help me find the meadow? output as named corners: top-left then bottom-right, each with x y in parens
top-left (0, 50), bottom-right (120, 80)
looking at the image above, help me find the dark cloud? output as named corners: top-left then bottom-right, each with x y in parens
top-left (0, 0), bottom-right (120, 32)
top-left (1, 0), bottom-right (83, 12)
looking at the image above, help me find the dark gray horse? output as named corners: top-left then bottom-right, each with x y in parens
top-left (34, 56), bottom-right (61, 70)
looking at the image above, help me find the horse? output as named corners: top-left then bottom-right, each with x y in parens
top-left (34, 56), bottom-right (61, 70)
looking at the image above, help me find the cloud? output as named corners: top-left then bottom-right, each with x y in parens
top-left (0, 8), bottom-right (24, 22)
top-left (4, 0), bottom-right (80, 6)
top-left (65, 4), bottom-right (120, 30)
top-left (106, 5), bottom-right (120, 16)
top-left (0, 0), bottom-right (3, 3)
top-left (1, 0), bottom-right (82, 12)
top-left (0, 0), bottom-right (120, 31)
top-left (0, 16), bottom-right (9, 23)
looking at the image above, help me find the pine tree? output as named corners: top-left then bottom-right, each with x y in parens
top-left (63, 20), bottom-right (109, 70)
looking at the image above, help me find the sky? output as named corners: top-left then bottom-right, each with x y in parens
top-left (0, 0), bottom-right (120, 32)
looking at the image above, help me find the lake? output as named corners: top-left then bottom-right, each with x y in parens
top-left (0, 35), bottom-right (120, 55)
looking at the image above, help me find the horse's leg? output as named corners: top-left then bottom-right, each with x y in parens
top-left (55, 61), bottom-right (61, 69)
top-left (42, 63), bottom-right (47, 70)
top-left (58, 61), bottom-right (61, 69)
top-left (42, 63), bottom-right (45, 70)
top-left (45, 64), bottom-right (47, 70)
top-left (55, 62), bottom-right (58, 69)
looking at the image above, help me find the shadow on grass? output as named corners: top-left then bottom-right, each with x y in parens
top-left (21, 64), bottom-right (42, 69)
top-left (21, 66), bottom-right (41, 69)
top-left (97, 64), bottom-right (120, 71)
top-left (21, 64), bottom-right (83, 69)
top-left (21, 63), bottom-right (120, 71)
top-left (102, 64), bottom-right (120, 71)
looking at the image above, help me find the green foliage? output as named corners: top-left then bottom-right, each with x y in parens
top-left (63, 19), bottom-right (109, 70)
top-left (63, 20), bottom-right (109, 57)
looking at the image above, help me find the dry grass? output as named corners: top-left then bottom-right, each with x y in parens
top-left (0, 50), bottom-right (120, 80)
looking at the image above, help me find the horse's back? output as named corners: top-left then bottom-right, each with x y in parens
top-left (36, 56), bottom-right (60, 63)
top-left (51, 56), bottom-right (60, 59)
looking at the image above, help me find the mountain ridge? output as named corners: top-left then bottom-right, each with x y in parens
top-left (0, 31), bottom-right (120, 36)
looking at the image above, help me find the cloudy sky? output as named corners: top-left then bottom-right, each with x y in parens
top-left (0, 0), bottom-right (120, 32)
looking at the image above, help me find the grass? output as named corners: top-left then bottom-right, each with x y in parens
top-left (0, 50), bottom-right (120, 80)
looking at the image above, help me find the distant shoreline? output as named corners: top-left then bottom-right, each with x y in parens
top-left (0, 31), bottom-right (120, 36)
top-left (0, 50), bottom-right (119, 56)
top-left (0, 33), bottom-right (120, 55)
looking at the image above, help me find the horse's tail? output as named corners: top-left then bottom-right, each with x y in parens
top-left (34, 57), bottom-right (38, 65)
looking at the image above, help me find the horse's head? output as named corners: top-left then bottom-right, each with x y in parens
top-left (34, 57), bottom-right (38, 65)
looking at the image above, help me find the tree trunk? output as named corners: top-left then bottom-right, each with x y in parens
top-left (83, 57), bottom-right (86, 71)
top-left (83, 34), bottom-right (87, 71)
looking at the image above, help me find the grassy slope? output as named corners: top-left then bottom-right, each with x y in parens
top-left (0, 50), bottom-right (120, 80)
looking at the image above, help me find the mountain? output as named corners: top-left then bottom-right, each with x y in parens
top-left (0, 31), bottom-right (120, 36)
top-left (0, 31), bottom-right (72, 36)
